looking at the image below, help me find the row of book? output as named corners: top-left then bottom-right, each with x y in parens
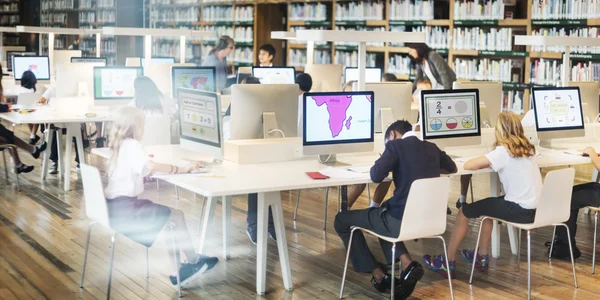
top-left (233, 26), bottom-right (254, 43)
top-left (97, 10), bottom-right (116, 23)
top-left (453, 0), bottom-right (505, 20)
top-left (0, 3), bottom-right (18, 13)
top-left (80, 0), bottom-right (114, 8)
top-left (452, 27), bottom-right (514, 51)
top-left (203, 5), bottom-right (254, 22)
top-left (289, 3), bottom-right (327, 21)
top-left (335, 1), bottom-right (385, 21)
top-left (202, 26), bottom-right (233, 40)
top-left (389, 0), bottom-right (434, 20)
top-left (41, 13), bottom-right (64, 25)
top-left (453, 58), bottom-right (514, 82)
top-left (80, 11), bottom-right (96, 23)
top-left (334, 51), bottom-right (377, 68)
top-left (530, 59), bottom-right (563, 85)
top-left (571, 61), bottom-right (600, 81)
top-left (502, 90), bottom-right (524, 114)
top-left (288, 49), bottom-right (332, 66)
top-left (387, 54), bottom-right (412, 75)
top-left (232, 47), bottom-right (254, 64)
top-left (41, 0), bottom-right (74, 10)
top-left (176, 7), bottom-right (200, 22)
top-left (531, 0), bottom-right (600, 19)
top-left (389, 26), bottom-right (449, 49)
top-left (290, 26), bottom-right (329, 46)
top-left (531, 28), bottom-right (600, 53)
top-left (152, 43), bottom-right (195, 62)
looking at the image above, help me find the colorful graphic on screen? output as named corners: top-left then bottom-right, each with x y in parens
top-left (172, 67), bottom-right (216, 98)
top-left (94, 68), bottom-right (143, 99)
top-left (305, 93), bottom-right (372, 142)
top-left (423, 91), bottom-right (479, 137)
top-left (179, 89), bottom-right (220, 146)
top-left (13, 56), bottom-right (50, 80)
top-left (533, 88), bottom-right (583, 130)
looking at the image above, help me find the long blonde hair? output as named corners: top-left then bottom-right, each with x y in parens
top-left (494, 111), bottom-right (535, 158)
top-left (108, 106), bottom-right (146, 168)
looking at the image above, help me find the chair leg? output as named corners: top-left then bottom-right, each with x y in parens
top-left (156, 179), bottom-right (160, 191)
top-left (549, 226), bottom-right (557, 261)
top-left (469, 178), bottom-right (474, 203)
top-left (2, 150), bottom-right (8, 185)
top-left (196, 196), bottom-right (207, 235)
top-left (293, 190), bottom-right (301, 221)
top-left (438, 236), bottom-right (455, 300)
top-left (171, 227), bottom-right (182, 298)
top-left (469, 217), bottom-right (486, 284)
top-left (323, 187), bottom-right (330, 231)
top-left (175, 185), bottom-right (179, 201)
top-left (107, 234), bottom-right (118, 299)
top-left (558, 223), bottom-right (578, 288)
top-left (79, 223), bottom-right (95, 288)
top-left (339, 228), bottom-right (357, 299)
top-left (517, 229), bottom-right (522, 272)
top-left (145, 247), bottom-right (150, 279)
top-left (390, 243), bottom-right (396, 300)
top-left (367, 184), bottom-right (371, 202)
top-left (594, 212), bottom-right (598, 274)
top-left (527, 230), bottom-right (531, 300)
top-left (14, 169), bottom-right (20, 192)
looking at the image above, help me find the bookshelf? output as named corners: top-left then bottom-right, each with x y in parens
top-left (0, 0), bottom-right (20, 46)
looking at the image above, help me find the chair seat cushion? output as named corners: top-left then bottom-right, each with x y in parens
top-left (107, 196), bottom-right (171, 247)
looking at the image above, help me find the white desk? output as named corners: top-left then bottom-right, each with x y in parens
top-left (0, 106), bottom-right (112, 191)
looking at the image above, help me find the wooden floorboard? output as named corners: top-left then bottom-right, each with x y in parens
top-left (1, 126), bottom-right (600, 299)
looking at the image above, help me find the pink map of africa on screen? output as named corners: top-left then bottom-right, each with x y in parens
top-left (313, 95), bottom-right (372, 138)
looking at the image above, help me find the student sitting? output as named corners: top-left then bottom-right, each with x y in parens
top-left (105, 106), bottom-right (218, 285)
top-left (133, 76), bottom-right (177, 117)
top-left (258, 44), bottom-right (276, 67)
top-left (15, 70), bottom-right (42, 145)
top-left (296, 73), bottom-right (312, 137)
top-left (335, 120), bottom-right (457, 298)
top-left (0, 104), bottom-right (47, 174)
top-left (423, 111), bottom-right (541, 278)
top-left (382, 73), bottom-right (398, 82)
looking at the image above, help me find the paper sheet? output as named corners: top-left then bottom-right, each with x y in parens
top-left (320, 167), bottom-right (367, 179)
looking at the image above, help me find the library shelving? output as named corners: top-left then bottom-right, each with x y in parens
top-left (0, 0), bottom-right (20, 46)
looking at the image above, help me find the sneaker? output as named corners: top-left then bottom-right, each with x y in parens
top-left (422, 254), bottom-right (455, 279)
top-left (16, 164), bottom-right (34, 174)
top-left (394, 261), bottom-right (424, 299)
top-left (268, 225), bottom-right (277, 242)
top-left (76, 164), bottom-right (81, 170)
top-left (456, 198), bottom-right (463, 209)
top-left (460, 249), bottom-right (489, 271)
top-left (247, 226), bottom-right (257, 245)
top-left (371, 273), bottom-right (394, 293)
top-left (169, 255), bottom-right (219, 286)
top-left (96, 137), bottom-right (105, 148)
top-left (545, 239), bottom-right (582, 260)
top-left (29, 135), bottom-right (40, 145)
top-left (49, 162), bottom-right (58, 174)
top-left (447, 207), bottom-right (451, 215)
top-left (31, 142), bottom-right (47, 159)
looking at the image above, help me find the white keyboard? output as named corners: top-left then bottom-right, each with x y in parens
top-left (348, 165), bottom-right (371, 173)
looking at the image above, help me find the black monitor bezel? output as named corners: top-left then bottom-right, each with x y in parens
top-left (177, 87), bottom-right (222, 148)
top-left (251, 66), bottom-right (297, 84)
top-left (171, 66), bottom-right (217, 99)
top-left (532, 86), bottom-right (585, 132)
top-left (420, 88), bottom-right (481, 140)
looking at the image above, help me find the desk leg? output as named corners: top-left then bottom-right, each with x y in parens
top-left (490, 173), bottom-right (502, 259)
top-left (197, 196), bottom-right (217, 254)
top-left (585, 169), bottom-right (600, 215)
top-left (222, 196), bottom-right (232, 260)
top-left (40, 126), bottom-right (55, 181)
top-left (257, 191), bottom-right (293, 295)
top-left (56, 129), bottom-right (64, 179)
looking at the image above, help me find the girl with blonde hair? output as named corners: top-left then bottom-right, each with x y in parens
top-left (423, 111), bottom-right (542, 279)
top-left (104, 106), bottom-right (218, 286)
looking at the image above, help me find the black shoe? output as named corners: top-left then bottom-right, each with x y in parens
top-left (546, 239), bottom-right (582, 260)
top-left (29, 135), bottom-right (40, 145)
top-left (49, 162), bottom-right (58, 174)
top-left (447, 207), bottom-right (451, 215)
top-left (371, 273), bottom-right (394, 293)
top-left (456, 198), bottom-right (463, 209)
top-left (31, 142), bottom-right (47, 159)
top-left (169, 255), bottom-right (219, 286)
top-left (16, 164), bottom-right (34, 174)
top-left (73, 137), bottom-right (90, 149)
top-left (96, 137), bottom-right (105, 148)
top-left (247, 226), bottom-right (257, 245)
top-left (394, 261), bottom-right (424, 300)
top-left (268, 224), bottom-right (277, 242)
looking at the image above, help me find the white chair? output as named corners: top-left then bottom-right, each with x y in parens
top-left (79, 164), bottom-right (183, 299)
top-left (339, 177), bottom-right (454, 300)
top-left (469, 168), bottom-right (577, 300)
top-left (142, 114), bottom-right (172, 146)
top-left (16, 92), bottom-right (43, 109)
top-left (581, 206), bottom-right (600, 274)
top-left (0, 144), bottom-right (20, 191)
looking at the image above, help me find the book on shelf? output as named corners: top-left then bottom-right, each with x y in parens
top-left (531, 0), bottom-right (600, 19)
top-left (453, 57), bottom-right (513, 82)
top-left (42, 0), bottom-right (75, 10)
top-left (530, 59), bottom-right (563, 85)
top-left (389, 0), bottom-right (433, 20)
top-left (334, 26), bottom-right (386, 47)
top-left (502, 90), bottom-right (523, 114)
top-left (389, 26), bottom-right (449, 49)
top-left (290, 26), bottom-right (330, 46)
top-left (387, 54), bottom-right (412, 75)
top-left (288, 49), bottom-right (332, 66)
top-left (531, 28), bottom-right (600, 53)
top-left (334, 51), bottom-right (377, 69)
top-left (290, 3), bottom-right (327, 21)
top-left (571, 61), bottom-right (600, 81)
top-left (335, 1), bottom-right (384, 21)
top-left (204, 6), bottom-right (234, 22)
top-left (452, 27), bottom-right (513, 51)
top-left (454, 0), bottom-right (504, 20)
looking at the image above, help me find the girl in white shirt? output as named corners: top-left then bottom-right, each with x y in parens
top-left (104, 106), bottom-right (218, 286)
top-left (423, 111), bottom-right (542, 279)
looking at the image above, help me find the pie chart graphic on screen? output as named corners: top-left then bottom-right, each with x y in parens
top-left (462, 117), bottom-right (473, 128)
top-left (446, 118), bottom-right (458, 129)
top-left (430, 119), bottom-right (442, 131)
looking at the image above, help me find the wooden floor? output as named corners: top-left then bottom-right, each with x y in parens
top-left (2, 128), bottom-right (600, 299)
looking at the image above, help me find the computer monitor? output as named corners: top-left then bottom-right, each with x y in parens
top-left (421, 89), bottom-right (481, 149)
top-left (178, 88), bottom-right (223, 161)
top-left (230, 84), bottom-right (299, 140)
top-left (453, 81), bottom-right (502, 127)
top-left (71, 57), bottom-right (108, 65)
top-left (171, 66), bottom-right (216, 99)
top-left (13, 56), bottom-right (50, 80)
top-left (142, 57), bottom-right (176, 67)
top-left (568, 81), bottom-right (599, 123)
top-left (344, 67), bottom-right (382, 83)
top-left (354, 82), bottom-right (414, 131)
top-left (7, 51), bottom-right (36, 72)
top-left (303, 91), bottom-right (375, 156)
top-left (142, 63), bottom-right (195, 96)
top-left (56, 62), bottom-right (105, 102)
top-left (54, 50), bottom-right (82, 71)
top-left (532, 86), bottom-right (585, 140)
top-left (304, 64), bottom-right (343, 92)
top-left (236, 66), bottom-right (252, 84)
top-left (93, 67), bottom-right (144, 105)
top-left (1, 46), bottom-right (25, 61)
top-left (252, 67), bottom-right (296, 84)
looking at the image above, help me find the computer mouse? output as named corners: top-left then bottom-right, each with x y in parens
top-left (583, 153), bottom-right (590, 157)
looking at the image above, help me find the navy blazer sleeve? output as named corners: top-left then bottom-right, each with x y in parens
top-left (0, 104), bottom-right (8, 113)
top-left (439, 149), bottom-right (457, 174)
top-left (370, 142), bottom-right (398, 183)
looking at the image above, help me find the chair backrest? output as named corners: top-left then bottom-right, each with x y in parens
top-left (533, 168), bottom-right (575, 227)
top-left (142, 114), bottom-right (172, 146)
top-left (399, 177), bottom-right (451, 241)
top-left (17, 92), bottom-right (42, 108)
top-left (80, 164), bottom-right (111, 228)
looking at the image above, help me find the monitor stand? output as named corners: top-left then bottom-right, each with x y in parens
top-left (317, 154), bottom-right (351, 166)
top-left (263, 112), bottom-right (285, 139)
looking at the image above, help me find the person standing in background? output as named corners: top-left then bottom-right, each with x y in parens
top-left (406, 43), bottom-right (456, 90)
top-left (201, 36), bottom-right (234, 93)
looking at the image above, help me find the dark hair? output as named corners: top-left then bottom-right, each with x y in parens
top-left (259, 44), bottom-right (276, 58)
top-left (405, 43), bottom-right (432, 64)
top-left (134, 76), bottom-right (163, 113)
top-left (385, 120), bottom-right (413, 138)
top-left (296, 73), bottom-right (312, 92)
top-left (382, 73), bottom-right (398, 82)
top-left (242, 76), bottom-right (261, 84)
top-left (21, 70), bottom-right (37, 92)
top-left (209, 35), bottom-right (234, 55)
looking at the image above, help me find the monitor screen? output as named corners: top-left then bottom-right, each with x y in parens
top-left (178, 88), bottom-right (221, 148)
top-left (71, 57), bottom-right (107, 65)
top-left (7, 51), bottom-right (36, 71)
top-left (141, 57), bottom-right (175, 67)
top-left (532, 87), bottom-right (584, 132)
top-left (421, 89), bottom-right (481, 140)
top-left (303, 91), bottom-right (374, 145)
top-left (13, 56), bottom-right (50, 80)
top-left (171, 66), bottom-right (216, 98)
top-left (93, 67), bottom-right (143, 100)
top-left (252, 67), bottom-right (296, 84)
top-left (344, 67), bottom-right (382, 83)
